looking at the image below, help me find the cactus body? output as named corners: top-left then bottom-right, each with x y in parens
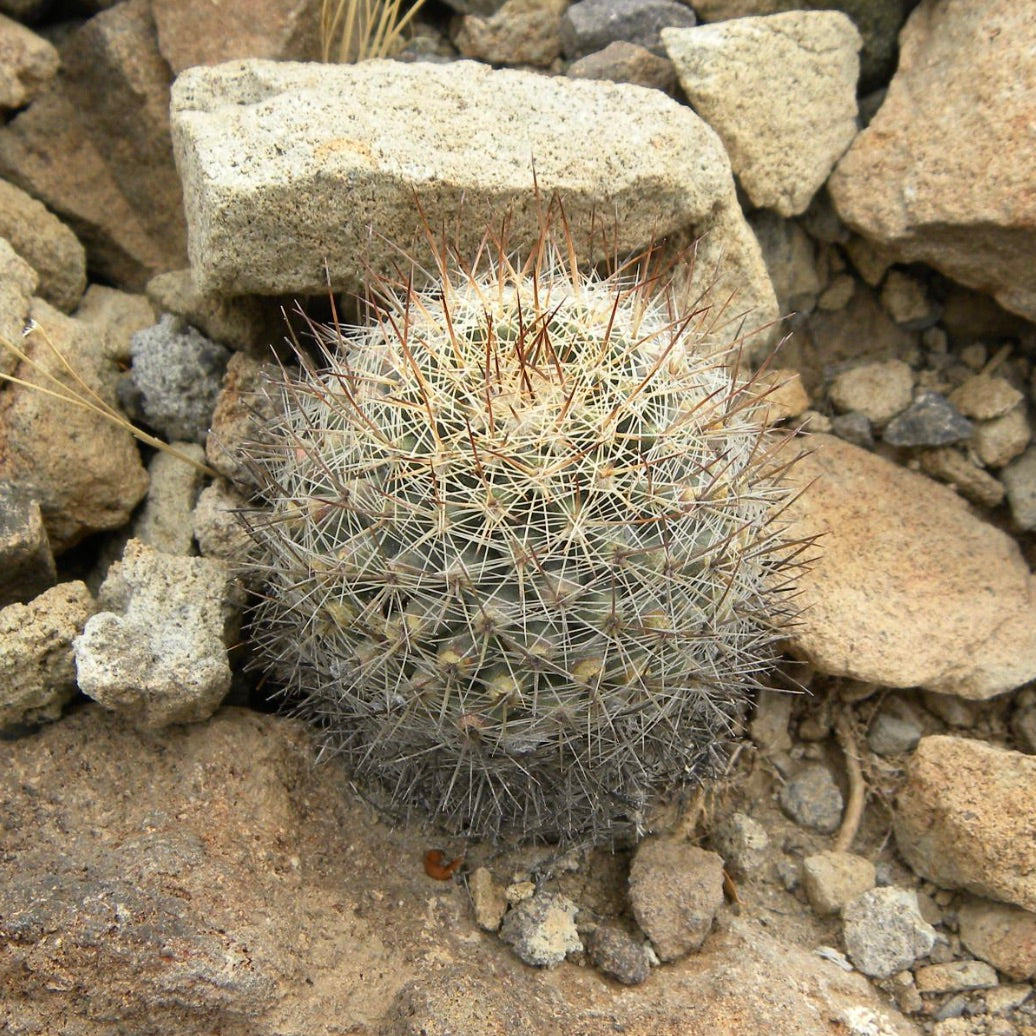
top-left (242, 228), bottom-right (798, 844)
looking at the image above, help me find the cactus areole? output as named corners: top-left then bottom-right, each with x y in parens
top-left (241, 216), bottom-right (800, 845)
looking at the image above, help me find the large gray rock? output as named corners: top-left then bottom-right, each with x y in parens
top-left (786, 435), bottom-right (1036, 699)
top-left (663, 12), bottom-right (860, 216)
top-left (170, 58), bottom-right (777, 345)
top-left (828, 0), bottom-right (1036, 322)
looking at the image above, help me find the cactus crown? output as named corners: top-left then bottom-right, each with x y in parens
top-left (240, 208), bottom-right (800, 845)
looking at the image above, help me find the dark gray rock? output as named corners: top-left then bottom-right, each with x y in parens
top-left (586, 925), bottom-right (652, 985)
top-left (120, 314), bottom-right (231, 444)
top-left (778, 763), bottom-right (844, 834)
top-left (867, 708), bottom-right (923, 756)
top-left (561, 0), bottom-right (695, 59)
top-left (831, 411), bottom-right (874, 449)
top-left (882, 391), bottom-right (973, 447)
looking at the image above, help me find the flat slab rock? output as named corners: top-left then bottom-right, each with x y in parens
top-left (828, 0), bottom-right (1036, 322)
top-left (169, 58), bottom-right (774, 327)
top-left (786, 434), bottom-right (1036, 699)
top-left (894, 735), bottom-right (1036, 913)
top-left (0, 706), bottom-right (921, 1036)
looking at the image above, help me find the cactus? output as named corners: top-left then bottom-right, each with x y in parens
top-left (240, 215), bottom-right (801, 845)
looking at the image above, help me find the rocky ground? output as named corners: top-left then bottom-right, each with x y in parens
top-left (1, 1), bottom-right (1034, 1034)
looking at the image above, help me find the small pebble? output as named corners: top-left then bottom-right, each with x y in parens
top-left (950, 374), bottom-right (1023, 421)
top-left (829, 359), bottom-right (914, 426)
top-left (868, 710), bottom-right (923, 756)
top-left (933, 992), bottom-right (969, 1022)
top-left (469, 867), bottom-right (508, 932)
top-left (984, 983), bottom-right (1033, 1015)
top-left (973, 405), bottom-right (1031, 468)
top-left (778, 764), bottom-right (844, 834)
top-left (710, 812), bottom-right (769, 880)
top-left (1001, 446), bottom-right (1036, 529)
top-left (801, 851), bottom-right (876, 916)
top-left (499, 892), bottom-right (581, 968)
top-left (887, 969), bottom-right (924, 1015)
top-left (842, 887), bottom-right (937, 979)
top-left (883, 392), bottom-right (973, 447)
top-left (915, 960), bottom-right (999, 995)
top-left (882, 270), bottom-right (938, 329)
top-left (831, 411), bottom-right (875, 449)
top-left (586, 925), bottom-right (652, 985)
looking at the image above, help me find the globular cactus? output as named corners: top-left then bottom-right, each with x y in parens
top-left (240, 217), bottom-right (800, 845)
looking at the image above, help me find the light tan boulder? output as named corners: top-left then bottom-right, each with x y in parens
top-left (170, 58), bottom-right (777, 350)
top-left (829, 0), bottom-right (1036, 322)
top-left (663, 12), bottom-right (861, 216)
top-left (786, 434), bottom-right (1036, 698)
top-left (894, 736), bottom-right (1036, 912)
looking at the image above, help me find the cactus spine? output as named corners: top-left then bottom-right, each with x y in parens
top-left (241, 216), bottom-right (799, 845)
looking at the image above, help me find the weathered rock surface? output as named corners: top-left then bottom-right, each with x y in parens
top-left (628, 839), bottom-right (724, 961)
top-left (121, 314), bottom-right (231, 444)
top-left (786, 434), bottom-right (1036, 699)
top-left (801, 851), bottom-right (876, 917)
top-left (0, 12), bottom-right (58, 111)
top-left (169, 58), bottom-right (776, 347)
top-left (0, 1), bottom-right (187, 289)
top-left (0, 705), bottom-right (921, 1035)
top-left (958, 895), bottom-right (1036, 982)
top-left (455, 0), bottom-right (567, 67)
top-left (828, 0), bottom-right (1036, 322)
top-left (842, 887), bottom-right (938, 979)
top-left (561, 0), bottom-right (696, 59)
top-left (0, 581), bottom-right (94, 731)
top-left (828, 359), bottom-right (913, 426)
top-left (0, 179), bottom-right (86, 313)
top-left (132, 445), bottom-right (207, 555)
top-left (151, 0), bottom-right (322, 74)
top-left (0, 235), bottom-right (35, 376)
top-left (0, 481), bottom-right (55, 608)
top-left (687, 0), bottom-right (909, 92)
top-left (0, 299), bottom-right (150, 552)
top-left (74, 539), bottom-right (243, 729)
top-left (893, 736), bottom-right (1036, 913)
top-left (499, 891), bottom-right (581, 967)
top-left (566, 40), bottom-right (678, 94)
top-left (145, 267), bottom-right (283, 352)
top-left (663, 12), bottom-right (860, 216)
